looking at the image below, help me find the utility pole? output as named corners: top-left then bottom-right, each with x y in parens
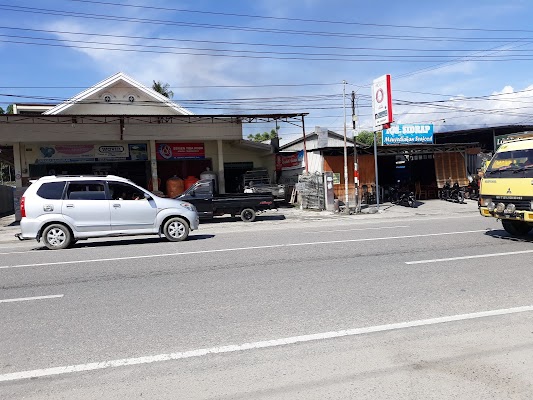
top-left (342, 80), bottom-right (349, 212)
top-left (351, 91), bottom-right (359, 213)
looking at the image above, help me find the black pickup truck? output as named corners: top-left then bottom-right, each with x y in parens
top-left (177, 179), bottom-right (275, 222)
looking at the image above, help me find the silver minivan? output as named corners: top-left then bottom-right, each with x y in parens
top-left (17, 175), bottom-right (199, 249)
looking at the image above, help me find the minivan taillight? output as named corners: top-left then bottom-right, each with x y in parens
top-left (20, 196), bottom-right (26, 218)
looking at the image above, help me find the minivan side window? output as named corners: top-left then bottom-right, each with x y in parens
top-left (36, 181), bottom-right (66, 200)
top-left (108, 182), bottom-right (145, 201)
top-left (66, 182), bottom-right (107, 200)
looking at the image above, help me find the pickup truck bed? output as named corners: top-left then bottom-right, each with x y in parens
top-left (178, 180), bottom-right (274, 222)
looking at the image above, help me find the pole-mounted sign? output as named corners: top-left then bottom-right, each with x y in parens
top-left (372, 74), bottom-right (393, 129)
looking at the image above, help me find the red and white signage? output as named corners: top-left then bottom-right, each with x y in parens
top-left (276, 151), bottom-right (304, 171)
top-left (372, 74), bottom-right (393, 129)
top-left (156, 142), bottom-right (205, 160)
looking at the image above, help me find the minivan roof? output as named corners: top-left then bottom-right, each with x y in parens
top-left (37, 175), bottom-right (130, 182)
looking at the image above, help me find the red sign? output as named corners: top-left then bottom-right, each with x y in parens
top-left (156, 142), bottom-right (205, 160)
top-left (276, 151), bottom-right (304, 171)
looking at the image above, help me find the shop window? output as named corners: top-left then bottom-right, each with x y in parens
top-left (36, 182), bottom-right (66, 200)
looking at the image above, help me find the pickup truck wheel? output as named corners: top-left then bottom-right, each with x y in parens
top-left (42, 224), bottom-right (72, 250)
top-left (502, 220), bottom-right (532, 236)
top-left (240, 208), bottom-right (256, 222)
top-left (163, 217), bottom-right (190, 242)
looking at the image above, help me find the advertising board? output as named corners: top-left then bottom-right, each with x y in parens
top-left (382, 124), bottom-right (434, 145)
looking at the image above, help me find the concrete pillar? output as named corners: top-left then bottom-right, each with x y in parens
top-left (149, 140), bottom-right (159, 192)
top-left (217, 140), bottom-right (225, 194)
top-left (13, 142), bottom-right (22, 188)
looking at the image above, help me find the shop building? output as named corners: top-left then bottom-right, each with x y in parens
top-left (0, 72), bottom-right (307, 198)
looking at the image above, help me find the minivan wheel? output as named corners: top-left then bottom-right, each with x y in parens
top-left (42, 224), bottom-right (72, 250)
top-left (163, 217), bottom-right (189, 242)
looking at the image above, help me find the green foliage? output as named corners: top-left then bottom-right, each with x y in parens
top-left (356, 130), bottom-right (382, 146)
top-left (0, 104), bottom-right (14, 114)
top-left (247, 128), bottom-right (279, 142)
top-left (152, 80), bottom-right (174, 99)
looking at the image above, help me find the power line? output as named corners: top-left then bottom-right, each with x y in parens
top-left (65, 0), bottom-right (533, 34)
top-left (1, 4), bottom-right (532, 42)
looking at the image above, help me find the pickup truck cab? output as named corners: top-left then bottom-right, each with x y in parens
top-left (479, 137), bottom-right (533, 236)
top-left (178, 179), bottom-right (274, 222)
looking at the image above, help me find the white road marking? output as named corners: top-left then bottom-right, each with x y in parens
top-left (406, 249), bottom-right (533, 264)
top-left (0, 230), bottom-right (486, 270)
top-left (305, 225), bottom-right (409, 233)
top-left (0, 250), bottom-right (36, 256)
top-left (0, 303), bottom-right (531, 382)
top-left (0, 294), bottom-right (64, 304)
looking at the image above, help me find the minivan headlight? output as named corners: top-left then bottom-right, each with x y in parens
top-left (487, 202), bottom-right (496, 212)
top-left (180, 202), bottom-right (196, 212)
top-left (496, 203), bottom-right (505, 213)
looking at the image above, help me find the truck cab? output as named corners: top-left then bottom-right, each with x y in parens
top-left (479, 137), bottom-right (533, 236)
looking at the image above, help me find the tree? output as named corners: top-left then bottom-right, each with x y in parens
top-left (0, 104), bottom-right (13, 114)
top-left (356, 130), bottom-right (382, 146)
top-left (152, 80), bottom-right (174, 99)
top-left (247, 128), bottom-right (279, 142)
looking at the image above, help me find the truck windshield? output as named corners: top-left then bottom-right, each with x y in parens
top-left (486, 148), bottom-right (533, 176)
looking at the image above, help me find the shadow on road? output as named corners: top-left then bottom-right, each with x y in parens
top-left (484, 229), bottom-right (533, 243)
top-left (200, 214), bottom-right (286, 225)
top-left (34, 234), bottom-right (216, 250)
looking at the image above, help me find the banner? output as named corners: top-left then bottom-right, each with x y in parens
top-left (156, 143), bottom-right (205, 160)
top-left (372, 74), bottom-right (393, 128)
top-left (382, 124), bottom-right (434, 145)
top-left (276, 150), bottom-right (304, 171)
top-left (34, 143), bottom-right (147, 163)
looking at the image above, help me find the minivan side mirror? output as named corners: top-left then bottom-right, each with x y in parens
top-left (144, 193), bottom-right (153, 200)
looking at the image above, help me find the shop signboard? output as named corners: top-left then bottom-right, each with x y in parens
top-left (95, 144), bottom-right (129, 160)
top-left (34, 143), bottom-right (148, 163)
top-left (156, 143), bottom-right (205, 160)
top-left (276, 150), bottom-right (304, 171)
top-left (36, 144), bottom-right (95, 163)
top-left (382, 124), bottom-right (434, 145)
top-left (372, 74), bottom-right (393, 129)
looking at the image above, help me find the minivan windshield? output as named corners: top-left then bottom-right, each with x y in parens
top-left (486, 148), bottom-right (533, 177)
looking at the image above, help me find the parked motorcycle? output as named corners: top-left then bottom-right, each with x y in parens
top-left (449, 182), bottom-right (465, 203)
top-left (439, 180), bottom-right (451, 201)
top-left (464, 178), bottom-right (479, 200)
top-left (390, 184), bottom-right (416, 208)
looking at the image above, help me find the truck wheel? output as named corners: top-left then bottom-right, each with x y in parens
top-left (42, 224), bottom-right (72, 250)
top-left (502, 220), bottom-right (532, 236)
top-left (163, 217), bottom-right (189, 242)
top-left (240, 208), bottom-right (256, 222)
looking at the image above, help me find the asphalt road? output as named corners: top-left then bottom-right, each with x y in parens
top-left (1, 207), bottom-right (533, 399)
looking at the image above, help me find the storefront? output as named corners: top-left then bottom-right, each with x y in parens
top-left (25, 142), bottom-right (150, 186)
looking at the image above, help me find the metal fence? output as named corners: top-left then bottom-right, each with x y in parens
top-left (297, 173), bottom-right (325, 210)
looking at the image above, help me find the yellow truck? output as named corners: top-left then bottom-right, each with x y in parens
top-left (479, 137), bottom-right (533, 236)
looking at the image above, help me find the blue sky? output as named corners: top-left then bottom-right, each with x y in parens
top-left (2, 0), bottom-right (533, 143)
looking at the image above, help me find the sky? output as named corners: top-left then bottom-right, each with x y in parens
top-left (2, 0), bottom-right (533, 144)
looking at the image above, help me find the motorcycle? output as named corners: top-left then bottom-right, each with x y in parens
top-left (389, 184), bottom-right (416, 208)
top-left (439, 180), bottom-right (451, 201)
top-left (449, 182), bottom-right (465, 203)
top-left (464, 178), bottom-right (479, 200)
